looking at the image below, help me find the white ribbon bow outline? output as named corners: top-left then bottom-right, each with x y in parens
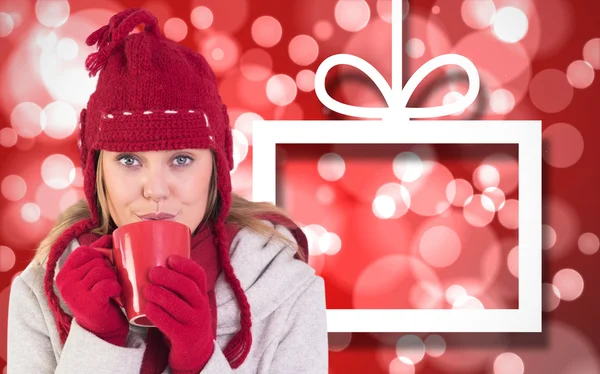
top-left (314, 0), bottom-right (481, 121)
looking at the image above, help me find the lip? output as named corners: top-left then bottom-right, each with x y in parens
top-left (136, 212), bottom-right (177, 221)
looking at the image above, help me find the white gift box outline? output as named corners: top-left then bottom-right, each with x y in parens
top-left (251, 0), bottom-right (542, 333)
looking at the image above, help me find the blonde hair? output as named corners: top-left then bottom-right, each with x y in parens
top-left (33, 150), bottom-right (304, 266)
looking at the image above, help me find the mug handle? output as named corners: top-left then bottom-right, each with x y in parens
top-left (94, 247), bottom-right (124, 308)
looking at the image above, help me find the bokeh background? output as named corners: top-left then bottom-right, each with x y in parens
top-left (0, 0), bottom-right (599, 373)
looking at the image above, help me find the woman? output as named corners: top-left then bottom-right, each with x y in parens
top-left (7, 8), bottom-right (328, 374)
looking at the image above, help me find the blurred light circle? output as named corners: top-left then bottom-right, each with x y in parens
top-left (376, 0), bottom-right (393, 23)
top-left (316, 185), bottom-right (335, 206)
top-left (406, 38), bottom-right (425, 59)
top-left (59, 188), bottom-right (81, 213)
top-left (42, 101), bottom-right (77, 139)
top-left (71, 167), bottom-right (83, 187)
top-left (542, 122), bottom-right (584, 168)
top-left (191, 6), bottom-right (213, 30)
top-left (303, 224), bottom-right (327, 255)
top-left (452, 295), bottom-right (484, 309)
top-left (376, 183), bottom-right (411, 218)
top-left (498, 199), bottom-right (518, 229)
top-left (544, 197), bottom-right (580, 260)
top-left (529, 69), bottom-right (573, 113)
top-left (55, 37), bottom-right (78, 60)
top-left (11, 102), bottom-right (46, 138)
top-left (419, 226), bottom-right (461, 268)
top-left (296, 70), bottom-right (315, 92)
top-left (35, 0), bottom-right (69, 28)
top-left (566, 60), bottom-right (595, 89)
top-left (0, 245), bottom-right (16, 272)
top-left (266, 74), bottom-right (297, 106)
top-left (432, 5), bottom-right (440, 14)
top-left (543, 283), bottom-right (561, 312)
top-left (482, 153), bottom-right (519, 195)
top-left (553, 268), bottom-right (584, 301)
top-left (313, 20), bottom-right (333, 41)
top-left (482, 187), bottom-right (506, 212)
top-left (0, 12), bottom-right (14, 37)
top-left (403, 161), bottom-right (453, 216)
top-left (490, 89), bottom-right (515, 115)
top-left (1, 175), bottom-right (27, 201)
top-left (251, 16), bottom-right (282, 48)
top-left (578, 232), bottom-right (599, 255)
top-left (201, 34), bottom-right (239, 74)
top-left (445, 285), bottom-right (467, 305)
top-left (319, 232), bottom-right (342, 255)
top-left (233, 112), bottom-right (262, 145)
top-left (231, 129), bottom-right (249, 170)
top-left (0, 128), bottom-right (18, 148)
top-left (328, 332), bottom-right (352, 352)
top-left (393, 152), bottom-right (423, 182)
top-left (507, 246), bottom-right (518, 278)
top-left (240, 48), bottom-right (272, 81)
top-left (318, 153), bottom-right (345, 181)
top-left (492, 7), bottom-right (528, 43)
top-left (461, 0), bottom-right (495, 30)
top-left (442, 92), bottom-right (465, 115)
top-left (41, 154), bottom-right (75, 190)
top-left (335, 0), bottom-right (371, 32)
top-left (446, 178), bottom-right (473, 207)
top-left (36, 29), bottom-right (57, 48)
top-left (473, 164), bottom-right (499, 191)
top-left (289, 35), bottom-right (319, 66)
top-left (164, 17), bottom-right (188, 42)
top-left (493, 352), bottom-right (525, 374)
top-left (463, 194), bottom-right (495, 227)
top-left (389, 358), bottom-right (415, 374)
top-left (424, 335), bottom-right (446, 357)
top-left (583, 38), bottom-right (600, 69)
top-left (396, 335), bottom-right (426, 364)
top-left (21, 202), bottom-right (41, 222)
top-left (543, 224), bottom-right (557, 250)
top-left (372, 195), bottom-right (396, 219)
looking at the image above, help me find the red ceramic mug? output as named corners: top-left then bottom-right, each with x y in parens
top-left (95, 220), bottom-right (191, 327)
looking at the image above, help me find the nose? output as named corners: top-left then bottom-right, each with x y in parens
top-left (142, 166), bottom-right (169, 202)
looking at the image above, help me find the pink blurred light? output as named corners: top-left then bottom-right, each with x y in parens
top-left (295, 70), bottom-right (315, 92)
top-left (389, 358), bottom-right (415, 374)
top-left (318, 153), bottom-right (345, 182)
top-left (498, 199), bottom-right (518, 229)
top-left (542, 283), bottom-right (561, 312)
top-left (288, 35), bottom-right (319, 66)
top-left (493, 352), bottom-right (525, 374)
top-left (36, 183), bottom-right (66, 221)
top-left (375, 183), bottom-right (411, 219)
top-left (542, 122), bottom-right (584, 168)
top-left (0, 246), bottom-right (15, 272)
top-left (251, 16), bottom-right (282, 48)
top-left (406, 38), bottom-right (425, 59)
top-left (396, 335), bottom-right (426, 364)
top-left (313, 20), bottom-right (333, 41)
top-left (35, 0), bottom-right (70, 28)
top-left (507, 246), bottom-right (518, 278)
top-left (463, 194), bottom-right (495, 227)
top-left (1, 175), bottom-right (27, 202)
top-left (266, 74), bottom-right (297, 106)
top-left (553, 268), bottom-right (584, 301)
top-left (200, 33), bottom-right (239, 74)
top-left (583, 38), bottom-right (600, 69)
top-left (190, 6), bottom-right (213, 30)
top-left (566, 60), bottom-right (595, 89)
top-left (529, 69), bottom-right (574, 113)
top-left (424, 335), bottom-right (446, 357)
top-left (21, 202), bottom-right (41, 223)
top-left (482, 153), bottom-right (519, 195)
top-left (543, 197), bottom-right (580, 260)
top-left (492, 7), bottom-right (529, 44)
top-left (0, 128), bottom-right (17, 148)
top-left (446, 178), bottom-right (473, 207)
top-left (461, 0), bottom-right (495, 30)
top-left (490, 89), bottom-right (516, 115)
top-left (473, 164), bottom-right (500, 191)
top-left (542, 224), bottom-right (557, 250)
top-left (239, 48), bottom-right (272, 82)
top-left (0, 12), bottom-right (14, 37)
top-left (328, 332), bottom-right (352, 352)
top-left (578, 232), bottom-right (599, 255)
top-left (402, 161), bottom-right (453, 217)
top-left (42, 101), bottom-right (77, 139)
top-left (191, 0), bottom-right (247, 33)
top-left (70, 167), bottom-right (83, 187)
top-left (334, 0), bottom-right (371, 32)
top-left (164, 17), bottom-right (188, 42)
top-left (233, 112), bottom-right (262, 145)
top-left (419, 226), bottom-right (462, 268)
top-left (11, 102), bottom-right (45, 138)
top-left (482, 187), bottom-right (506, 212)
top-left (41, 154), bottom-right (75, 190)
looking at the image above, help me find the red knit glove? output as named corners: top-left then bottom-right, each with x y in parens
top-left (144, 255), bottom-right (215, 374)
top-left (56, 246), bottom-right (129, 346)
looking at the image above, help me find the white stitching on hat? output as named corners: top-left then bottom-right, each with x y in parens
top-left (106, 114), bottom-right (114, 119)
top-left (165, 110), bottom-right (177, 114)
top-left (209, 135), bottom-right (214, 141)
top-left (143, 111), bottom-right (153, 114)
top-left (189, 110), bottom-right (195, 113)
top-left (123, 112), bottom-right (132, 115)
top-left (204, 113), bottom-right (210, 127)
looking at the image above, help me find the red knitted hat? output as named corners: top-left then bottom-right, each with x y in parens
top-left (43, 8), bottom-right (250, 368)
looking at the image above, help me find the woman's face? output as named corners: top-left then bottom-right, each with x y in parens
top-left (101, 149), bottom-right (213, 232)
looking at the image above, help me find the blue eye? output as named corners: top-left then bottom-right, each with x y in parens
top-left (173, 155), bottom-right (193, 166)
top-left (117, 155), bottom-right (139, 167)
